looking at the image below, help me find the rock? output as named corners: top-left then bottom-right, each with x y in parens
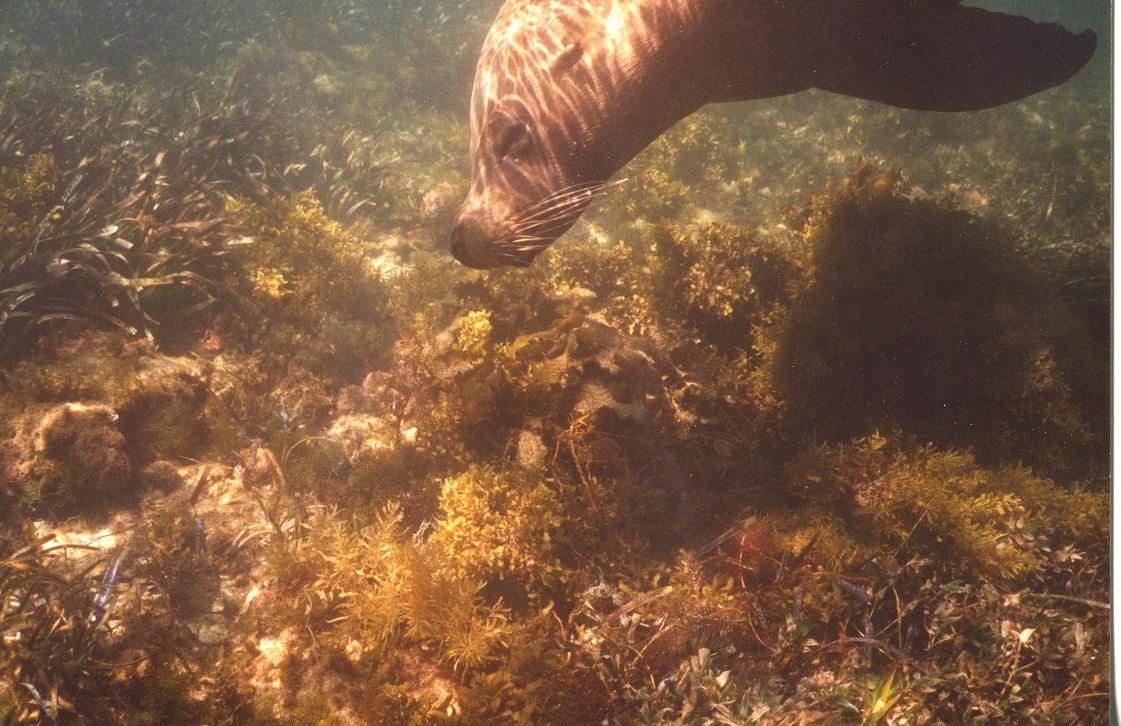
top-left (250, 628), bottom-right (300, 692)
top-left (329, 372), bottom-right (410, 458)
top-left (139, 460), bottom-right (183, 493)
top-left (459, 379), bottom-right (495, 424)
top-left (516, 430), bottom-right (547, 472)
top-left (188, 467), bottom-right (274, 559)
top-left (335, 384), bottom-right (377, 416)
top-left (190, 613), bottom-right (229, 645)
top-left (362, 371), bottom-right (395, 396)
top-left (33, 517), bottom-right (129, 575)
top-left (370, 249), bottom-right (407, 278)
top-left (275, 354), bottom-right (336, 425)
top-left (238, 441), bottom-right (282, 490)
top-left (326, 413), bottom-right (394, 458)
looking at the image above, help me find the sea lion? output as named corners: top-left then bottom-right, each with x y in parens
top-left (448, 0), bottom-right (1096, 269)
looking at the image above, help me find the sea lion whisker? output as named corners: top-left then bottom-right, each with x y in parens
top-left (512, 211), bottom-right (584, 236)
top-left (514, 180), bottom-right (609, 218)
top-left (505, 237), bottom-right (553, 251)
top-left (492, 248), bottom-right (529, 264)
top-left (506, 233), bottom-right (553, 243)
top-left (512, 185), bottom-right (611, 228)
top-left (511, 193), bottom-right (592, 223)
top-left (514, 200), bottom-right (601, 235)
top-left (503, 238), bottom-right (553, 252)
top-left (514, 191), bottom-right (600, 225)
top-left (518, 180), bottom-right (608, 212)
top-left (503, 240), bottom-right (551, 252)
top-left (513, 202), bottom-right (589, 231)
top-left (513, 213), bottom-right (586, 238)
top-left (496, 255), bottom-right (528, 266)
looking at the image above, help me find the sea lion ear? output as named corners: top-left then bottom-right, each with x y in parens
top-left (550, 42), bottom-right (583, 76)
top-left (805, 3), bottom-right (1096, 111)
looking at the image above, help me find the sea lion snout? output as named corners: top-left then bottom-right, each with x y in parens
top-left (449, 212), bottom-right (491, 269)
top-left (449, 207), bottom-right (532, 270)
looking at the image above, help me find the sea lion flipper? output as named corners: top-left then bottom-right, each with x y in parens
top-left (807, 3), bottom-right (1097, 112)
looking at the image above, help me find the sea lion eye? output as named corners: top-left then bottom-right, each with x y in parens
top-left (489, 114), bottom-right (530, 160)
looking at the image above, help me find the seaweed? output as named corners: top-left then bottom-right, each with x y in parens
top-left (0, 1), bottom-right (1110, 722)
top-left (762, 169), bottom-right (1108, 478)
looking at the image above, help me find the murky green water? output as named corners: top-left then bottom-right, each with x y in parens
top-left (0, 2), bottom-right (1110, 724)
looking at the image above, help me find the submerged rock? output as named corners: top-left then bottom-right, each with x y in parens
top-left (139, 460), bottom-right (184, 493)
top-left (422, 180), bottom-right (460, 218)
top-left (326, 413), bottom-right (395, 459)
top-left (190, 613), bottom-right (230, 646)
top-left (516, 430), bottom-right (547, 472)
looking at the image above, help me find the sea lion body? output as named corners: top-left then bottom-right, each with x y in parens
top-left (450, 0), bottom-right (1096, 269)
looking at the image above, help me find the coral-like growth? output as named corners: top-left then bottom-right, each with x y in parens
top-left (453, 309), bottom-right (493, 360)
top-left (235, 192), bottom-right (388, 328)
top-left (265, 504), bottom-right (509, 675)
top-left (0, 153), bottom-right (57, 245)
top-left (208, 192), bottom-right (395, 431)
top-left (140, 493), bottom-right (220, 615)
top-left (116, 368), bottom-right (214, 465)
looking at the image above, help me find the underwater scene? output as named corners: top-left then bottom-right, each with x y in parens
top-left (0, 0), bottom-right (1111, 723)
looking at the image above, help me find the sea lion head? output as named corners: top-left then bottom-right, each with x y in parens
top-left (450, 5), bottom-right (618, 269)
top-left (449, 94), bottom-right (580, 270)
